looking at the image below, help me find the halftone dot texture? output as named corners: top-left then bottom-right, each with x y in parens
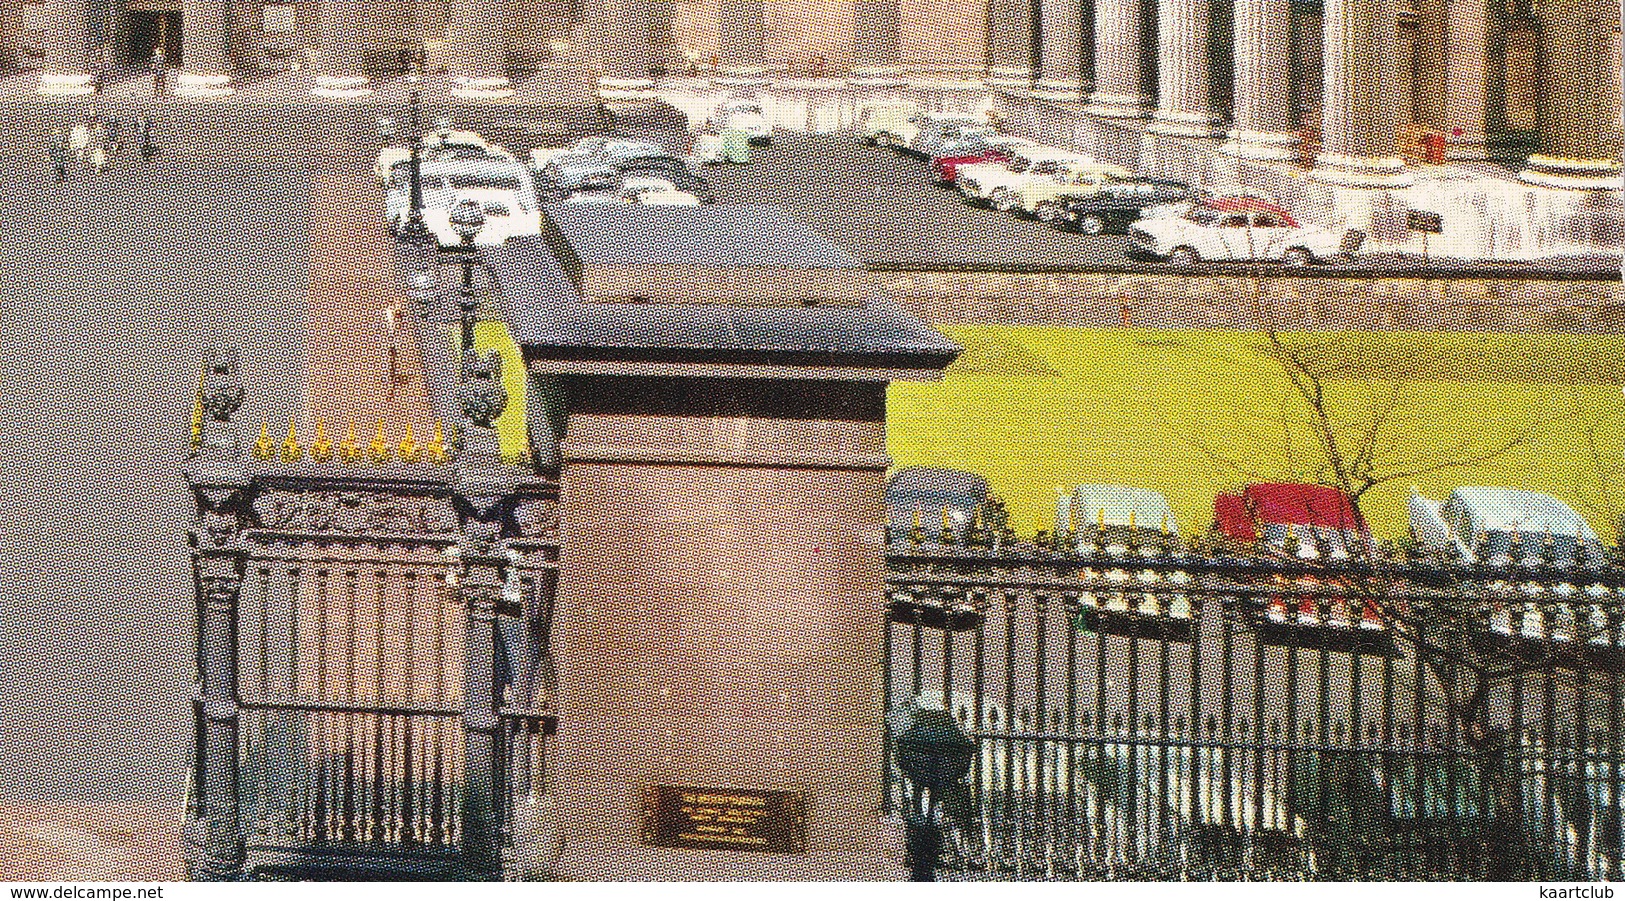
top-left (2, 0), bottom-right (1622, 880)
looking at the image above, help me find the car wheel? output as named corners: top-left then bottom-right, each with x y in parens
top-left (1078, 214), bottom-right (1107, 236)
top-left (1167, 246), bottom-right (1200, 267)
top-left (1282, 247), bottom-right (1313, 268)
top-left (1035, 200), bottom-right (1062, 224)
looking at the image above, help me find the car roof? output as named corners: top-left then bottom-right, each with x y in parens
top-left (1204, 196), bottom-right (1292, 214)
top-left (1445, 487), bottom-right (1600, 540)
top-left (1243, 483), bottom-right (1367, 531)
top-left (1200, 198), bottom-right (1299, 226)
top-left (1016, 148), bottom-right (1094, 161)
top-left (886, 467), bottom-right (989, 500)
top-left (1066, 485), bottom-right (1178, 534)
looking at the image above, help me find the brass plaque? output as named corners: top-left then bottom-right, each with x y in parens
top-left (641, 785), bottom-right (808, 854)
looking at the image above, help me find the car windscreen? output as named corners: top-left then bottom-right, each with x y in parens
top-left (1186, 206), bottom-right (1222, 225)
top-left (887, 490), bottom-right (984, 526)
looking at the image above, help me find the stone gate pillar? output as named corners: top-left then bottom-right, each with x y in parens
top-left (485, 204), bottom-right (959, 880)
top-left (1084, 0), bottom-right (1152, 117)
top-left (1518, 0), bottom-right (1623, 188)
top-left (1220, 0), bottom-right (1298, 160)
top-left (1309, 0), bottom-right (1413, 186)
top-left (715, 0), bottom-right (769, 86)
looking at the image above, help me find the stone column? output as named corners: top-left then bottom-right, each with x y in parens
top-left (1309, 0), bottom-right (1412, 186)
top-left (597, 0), bottom-right (658, 101)
top-left (850, 0), bottom-right (906, 87)
top-left (449, 0), bottom-right (514, 99)
top-left (1149, 0), bottom-right (1221, 135)
top-left (715, 0), bottom-right (769, 85)
top-left (1220, 0), bottom-right (1297, 158)
top-left (1033, 0), bottom-right (1086, 101)
top-left (1084, 0), bottom-right (1151, 116)
top-left (1414, 0), bottom-right (1509, 160)
top-left (38, 0), bottom-right (93, 95)
top-left (1519, 0), bottom-right (1623, 188)
top-left (311, 0), bottom-right (372, 97)
top-left (177, 0), bottom-right (235, 97)
top-left (986, 0), bottom-right (1036, 90)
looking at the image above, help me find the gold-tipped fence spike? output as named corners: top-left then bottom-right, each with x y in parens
top-left (398, 422), bottom-right (422, 464)
top-left (368, 418), bottom-right (391, 464)
top-left (425, 421), bottom-right (449, 464)
top-left (279, 418), bottom-right (304, 463)
top-left (339, 420), bottom-right (363, 464)
top-left (252, 420), bottom-right (275, 460)
top-left (309, 419), bottom-right (334, 463)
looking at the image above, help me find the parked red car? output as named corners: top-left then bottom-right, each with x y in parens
top-left (1214, 482), bottom-right (1382, 629)
top-left (930, 135), bottom-right (1035, 185)
top-left (1214, 482), bottom-right (1370, 552)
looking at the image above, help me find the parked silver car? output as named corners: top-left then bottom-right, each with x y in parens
top-left (911, 121), bottom-right (996, 160)
top-left (1409, 486), bottom-right (1607, 566)
top-left (886, 467), bottom-right (991, 542)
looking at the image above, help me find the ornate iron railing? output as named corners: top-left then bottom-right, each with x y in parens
top-left (885, 535), bottom-right (1625, 881)
top-left (184, 347), bottom-right (559, 881)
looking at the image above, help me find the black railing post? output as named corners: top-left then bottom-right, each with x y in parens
top-left (184, 347), bottom-right (251, 881)
top-left (452, 348), bottom-right (520, 880)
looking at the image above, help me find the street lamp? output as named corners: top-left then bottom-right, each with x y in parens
top-left (380, 73), bottom-right (433, 248)
top-left (449, 197), bottom-right (486, 356)
top-left (888, 702), bottom-right (975, 881)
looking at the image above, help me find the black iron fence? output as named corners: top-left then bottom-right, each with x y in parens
top-left (184, 343), bottom-right (560, 881)
top-left (884, 535), bottom-right (1625, 880)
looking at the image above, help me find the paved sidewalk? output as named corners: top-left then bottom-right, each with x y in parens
top-left (298, 168), bottom-right (436, 452)
top-left (0, 803), bottom-right (182, 881)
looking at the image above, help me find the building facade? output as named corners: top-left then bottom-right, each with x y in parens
top-left (5, 0), bottom-right (1619, 186)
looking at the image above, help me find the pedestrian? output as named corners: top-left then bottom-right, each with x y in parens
top-left (46, 129), bottom-right (68, 183)
top-left (105, 116), bottom-right (122, 158)
top-left (89, 133), bottom-right (109, 175)
top-left (152, 47), bottom-right (165, 100)
top-left (68, 118), bottom-right (90, 165)
top-left (138, 115), bottom-right (157, 161)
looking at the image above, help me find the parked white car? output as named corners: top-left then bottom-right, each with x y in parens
top-left (1127, 200), bottom-right (1364, 266)
top-left (717, 98), bottom-right (772, 144)
top-left (375, 129), bottom-right (512, 183)
top-left (386, 158), bottom-right (539, 236)
top-left (1005, 161), bottom-right (1134, 217)
top-left (958, 148), bottom-right (1094, 206)
top-left (1409, 487), bottom-right (1606, 566)
top-left (855, 99), bottom-right (921, 145)
top-left (416, 188), bottom-right (542, 247)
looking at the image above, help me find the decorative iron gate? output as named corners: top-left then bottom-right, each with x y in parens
top-left (183, 347), bottom-right (558, 881)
